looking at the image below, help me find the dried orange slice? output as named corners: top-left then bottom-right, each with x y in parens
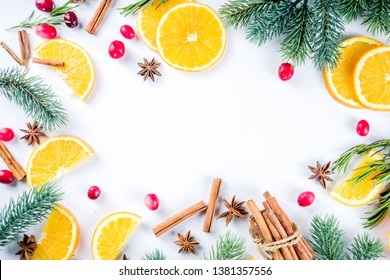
top-left (91, 212), bottom-right (141, 260)
top-left (323, 36), bottom-right (382, 108)
top-left (137, 0), bottom-right (194, 51)
top-left (32, 204), bottom-right (79, 260)
top-left (354, 46), bottom-right (390, 110)
top-left (35, 38), bottom-right (95, 100)
top-left (27, 136), bottom-right (93, 189)
top-left (156, 3), bottom-right (226, 72)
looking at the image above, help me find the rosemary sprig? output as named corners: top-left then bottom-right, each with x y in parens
top-left (119, 0), bottom-right (169, 16)
top-left (332, 139), bottom-right (390, 228)
top-left (363, 185), bottom-right (390, 228)
top-left (8, 0), bottom-right (78, 30)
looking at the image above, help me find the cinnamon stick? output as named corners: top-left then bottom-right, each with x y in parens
top-left (0, 41), bottom-right (23, 65)
top-left (263, 192), bottom-right (312, 260)
top-left (0, 141), bottom-right (26, 181)
top-left (18, 30), bottom-right (30, 66)
top-left (246, 199), bottom-right (283, 260)
top-left (202, 178), bottom-right (222, 232)
top-left (85, 0), bottom-right (113, 35)
top-left (264, 210), bottom-right (299, 260)
top-left (32, 57), bottom-right (64, 67)
top-left (153, 200), bottom-right (207, 237)
top-left (263, 210), bottom-right (294, 260)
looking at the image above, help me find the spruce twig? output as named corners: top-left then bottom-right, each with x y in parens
top-left (141, 249), bottom-right (166, 260)
top-left (203, 231), bottom-right (246, 260)
top-left (338, 0), bottom-right (368, 22)
top-left (0, 67), bottom-right (68, 131)
top-left (361, 0), bottom-right (390, 38)
top-left (0, 182), bottom-right (63, 248)
top-left (309, 214), bottom-right (346, 260)
top-left (347, 232), bottom-right (384, 260)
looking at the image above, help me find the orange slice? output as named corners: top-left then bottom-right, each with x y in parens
top-left (27, 136), bottom-right (94, 189)
top-left (330, 150), bottom-right (384, 206)
top-left (91, 212), bottom-right (141, 260)
top-left (354, 46), bottom-right (390, 110)
top-left (323, 36), bottom-right (382, 108)
top-left (32, 204), bottom-right (79, 260)
top-left (137, 0), bottom-right (194, 51)
top-left (156, 3), bottom-right (226, 72)
top-left (35, 38), bottom-right (95, 100)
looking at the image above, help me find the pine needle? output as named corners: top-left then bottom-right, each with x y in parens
top-left (0, 67), bottom-right (68, 131)
top-left (203, 231), bottom-right (246, 260)
top-left (310, 0), bottom-right (345, 70)
top-left (141, 249), bottom-right (166, 260)
top-left (309, 214), bottom-right (346, 260)
top-left (347, 232), bottom-right (384, 260)
top-left (0, 182), bottom-right (63, 248)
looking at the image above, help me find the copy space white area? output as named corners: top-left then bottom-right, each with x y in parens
top-left (0, 0), bottom-right (389, 260)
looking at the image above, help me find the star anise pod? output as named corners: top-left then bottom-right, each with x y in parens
top-left (174, 230), bottom-right (199, 254)
top-left (137, 58), bottom-right (161, 82)
top-left (308, 161), bottom-right (334, 189)
top-left (20, 121), bottom-right (47, 146)
top-left (217, 195), bottom-right (248, 226)
top-left (15, 234), bottom-right (37, 260)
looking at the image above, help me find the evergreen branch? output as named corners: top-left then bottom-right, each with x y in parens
top-left (309, 214), bottom-right (346, 260)
top-left (280, 2), bottom-right (313, 66)
top-left (246, 1), bottom-right (298, 46)
top-left (362, 0), bottom-right (390, 37)
top-left (7, 0), bottom-right (78, 30)
top-left (0, 67), bottom-right (68, 131)
top-left (0, 182), bottom-right (63, 247)
top-left (338, 0), bottom-right (368, 22)
top-left (203, 231), bottom-right (246, 260)
top-left (119, 0), bottom-right (169, 16)
top-left (347, 232), bottom-right (384, 260)
top-left (363, 185), bottom-right (390, 228)
top-left (141, 249), bottom-right (166, 260)
top-left (310, 0), bottom-right (345, 70)
top-left (219, 0), bottom-right (274, 29)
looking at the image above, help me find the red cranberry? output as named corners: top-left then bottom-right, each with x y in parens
top-left (356, 119), bottom-right (369, 136)
top-left (35, 0), bottom-right (55, 12)
top-left (278, 62), bottom-right (294, 81)
top-left (35, 24), bottom-right (57, 39)
top-left (120, 25), bottom-right (136, 40)
top-left (145, 193), bottom-right (159, 210)
top-left (88, 186), bottom-right (101, 200)
top-left (108, 40), bottom-right (125, 59)
top-left (297, 191), bottom-right (315, 207)
top-left (0, 128), bottom-right (15, 142)
top-left (64, 12), bottom-right (78, 28)
top-left (0, 170), bottom-right (14, 184)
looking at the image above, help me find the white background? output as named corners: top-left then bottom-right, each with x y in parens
top-left (0, 0), bottom-right (389, 260)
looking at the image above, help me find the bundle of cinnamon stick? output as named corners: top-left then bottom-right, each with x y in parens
top-left (247, 191), bottom-right (315, 260)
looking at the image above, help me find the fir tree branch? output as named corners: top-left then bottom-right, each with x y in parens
top-left (309, 214), bottom-right (346, 260)
top-left (347, 232), bottom-right (384, 260)
top-left (141, 249), bottom-right (166, 260)
top-left (280, 2), bottom-right (313, 66)
top-left (119, 0), bottom-right (169, 16)
top-left (246, 1), bottom-right (298, 46)
top-left (362, 0), bottom-right (390, 37)
top-left (310, 0), bottom-right (345, 70)
top-left (203, 231), bottom-right (246, 260)
top-left (338, 0), bottom-right (368, 22)
top-left (0, 67), bottom-right (68, 131)
top-left (219, 0), bottom-right (274, 29)
top-left (0, 182), bottom-right (63, 248)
